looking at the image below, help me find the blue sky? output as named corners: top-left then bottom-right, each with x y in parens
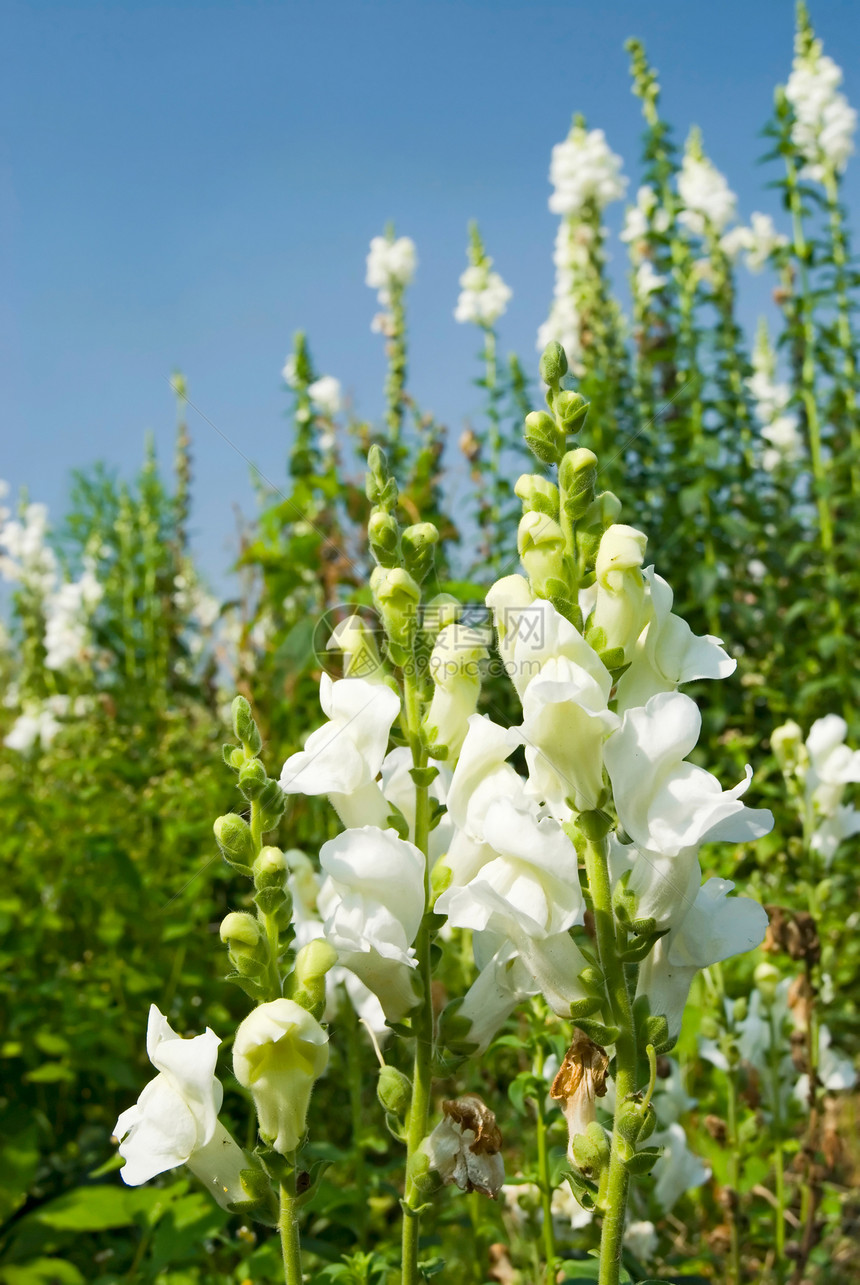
top-left (3, 0), bottom-right (859, 588)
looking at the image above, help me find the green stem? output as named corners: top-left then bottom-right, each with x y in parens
top-left (484, 326), bottom-right (503, 561)
top-left (534, 1048), bottom-right (558, 1285)
top-left (724, 1063), bottom-right (742, 1285)
top-left (279, 1165), bottom-right (303, 1285)
top-left (346, 1005), bottom-right (369, 1248)
top-left (768, 1005), bottom-right (786, 1274)
top-left (401, 675), bottom-right (433, 1285)
top-left (824, 170), bottom-right (860, 498)
top-left (584, 834), bottom-right (638, 1285)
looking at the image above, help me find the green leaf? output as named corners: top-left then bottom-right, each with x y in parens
top-left (0, 1126), bottom-right (40, 1224)
top-left (0, 1259), bottom-right (86, 1285)
top-left (34, 1185), bottom-right (140, 1231)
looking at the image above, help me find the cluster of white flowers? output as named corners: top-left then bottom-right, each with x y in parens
top-left (747, 322), bottom-right (804, 472)
top-left (772, 713), bottom-right (860, 865)
top-left (4, 693), bottom-right (91, 754)
top-left (0, 493), bottom-right (57, 594)
top-left (454, 263), bottom-right (512, 327)
top-left (307, 375), bottom-right (342, 419)
top-left (1, 486), bottom-right (104, 672)
top-left (621, 185), bottom-right (671, 251)
top-left (42, 561), bottom-right (103, 670)
top-left (677, 141), bottom-right (737, 237)
top-left (720, 212), bottom-right (789, 273)
top-left (536, 221), bottom-right (595, 373)
top-left (548, 124), bottom-right (626, 216)
top-left (366, 233), bottom-right (417, 333)
top-left (786, 36), bottom-right (856, 181)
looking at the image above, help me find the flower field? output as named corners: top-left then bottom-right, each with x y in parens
top-left (1, 5), bottom-right (858, 1283)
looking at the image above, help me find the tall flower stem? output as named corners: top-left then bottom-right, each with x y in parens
top-left (401, 675), bottom-right (433, 1285)
top-left (482, 325), bottom-right (504, 564)
top-left (532, 1043), bottom-right (558, 1284)
top-left (823, 170), bottom-right (860, 497)
top-left (584, 833), bottom-right (638, 1285)
top-left (279, 1162), bottom-right (303, 1285)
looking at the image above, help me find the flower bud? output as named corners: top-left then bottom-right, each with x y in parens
top-left (517, 511), bottom-right (567, 598)
top-left (238, 758), bottom-right (268, 800)
top-left (554, 390), bottom-right (589, 434)
top-left (368, 511), bottom-right (400, 568)
top-left (514, 474), bottom-right (560, 519)
top-left (232, 696), bottom-right (262, 756)
top-left (589, 524), bottom-right (648, 662)
top-left (214, 814), bottom-right (256, 871)
top-left (771, 721), bottom-right (807, 779)
top-left (422, 623), bottom-right (489, 759)
top-left (233, 999), bottom-right (329, 1155)
top-left (401, 522), bottom-right (439, 583)
top-left (422, 593), bottom-right (461, 636)
top-left (220, 912), bottom-right (268, 977)
top-left (524, 410), bottom-right (565, 467)
top-left (289, 939), bottom-right (338, 1019)
top-left (366, 445), bottom-right (398, 509)
top-left (558, 448), bottom-right (598, 522)
top-left (377, 1064), bottom-right (412, 1118)
top-left (754, 961), bottom-right (781, 1003)
top-left (253, 846), bottom-right (289, 889)
top-left (257, 779), bottom-right (286, 832)
top-left (615, 1098), bottom-right (656, 1145)
top-left (327, 615), bottom-right (385, 682)
top-left (371, 565), bottom-right (421, 658)
top-left (539, 339), bottom-right (568, 386)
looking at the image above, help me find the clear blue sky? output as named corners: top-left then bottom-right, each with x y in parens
top-left (3, 0), bottom-right (859, 587)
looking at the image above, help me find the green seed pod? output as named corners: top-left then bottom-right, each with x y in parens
top-left (539, 339), bottom-right (568, 386)
top-left (232, 696), bottom-right (262, 756)
top-left (377, 1064), bottom-right (412, 1118)
top-left (214, 814), bottom-right (256, 869)
top-left (571, 1121), bottom-right (609, 1178)
top-left (615, 1098), bottom-right (656, 1145)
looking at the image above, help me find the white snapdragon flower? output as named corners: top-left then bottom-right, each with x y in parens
top-left (634, 260), bottom-right (667, 299)
top-left (43, 565), bottom-right (103, 671)
top-left (548, 124), bottom-right (626, 216)
top-left (422, 623), bottom-right (490, 760)
top-left (318, 826), bottom-right (426, 1022)
top-left (804, 714), bottom-right (860, 815)
top-left (747, 321), bottom-right (803, 471)
top-left (721, 212), bottom-right (788, 271)
top-left (455, 264), bottom-right (512, 326)
top-left (307, 375), bottom-right (342, 418)
top-left (795, 1025), bottom-right (857, 1105)
top-left (233, 999), bottom-right (329, 1155)
top-left (114, 1006), bottom-right (248, 1208)
top-left (0, 500), bottom-right (58, 593)
top-left (436, 795), bottom-right (583, 940)
top-left (786, 40), bottom-right (856, 181)
top-left (604, 691), bottom-right (773, 858)
top-left (281, 354), bottom-right (299, 387)
top-left (624, 1220), bottom-right (658, 1261)
top-left (366, 235), bottom-right (417, 301)
top-left (677, 145), bottom-right (736, 237)
top-left (590, 523), bottom-right (649, 662)
top-left (614, 567), bottom-right (735, 713)
top-left (650, 1121), bottom-right (710, 1211)
top-left (537, 220), bottom-right (593, 372)
top-left (280, 674), bottom-right (401, 828)
top-left (621, 185), bottom-right (671, 251)
top-left (455, 941), bottom-right (538, 1054)
top-left (636, 878), bottom-right (769, 1039)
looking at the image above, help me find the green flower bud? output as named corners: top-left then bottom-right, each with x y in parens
top-left (539, 340), bottom-right (568, 386)
top-left (238, 758), bottom-right (268, 800)
top-left (422, 593), bottom-right (461, 637)
top-left (221, 911), bottom-right (267, 977)
top-left (233, 1000), bottom-right (329, 1155)
top-left (327, 615), bottom-right (385, 683)
top-left (615, 1099), bottom-right (656, 1145)
top-left (257, 779), bottom-right (286, 832)
top-left (214, 814), bottom-right (256, 871)
top-left (754, 962), bottom-right (781, 1003)
top-left (371, 565), bottom-right (421, 656)
top-left (377, 1064), bottom-right (412, 1118)
top-left (366, 445), bottom-right (398, 510)
top-left (554, 390), bottom-right (589, 433)
top-left (401, 522), bottom-right (439, 583)
top-left (232, 696), bottom-right (262, 756)
top-left (524, 410), bottom-right (565, 467)
top-left (253, 846), bottom-right (289, 889)
top-left (514, 473), bottom-right (560, 519)
top-left (558, 448), bottom-right (598, 522)
top-left (368, 510), bottom-right (401, 568)
top-left (287, 939), bottom-right (337, 1019)
top-left (518, 511), bottom-right (566, 597)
